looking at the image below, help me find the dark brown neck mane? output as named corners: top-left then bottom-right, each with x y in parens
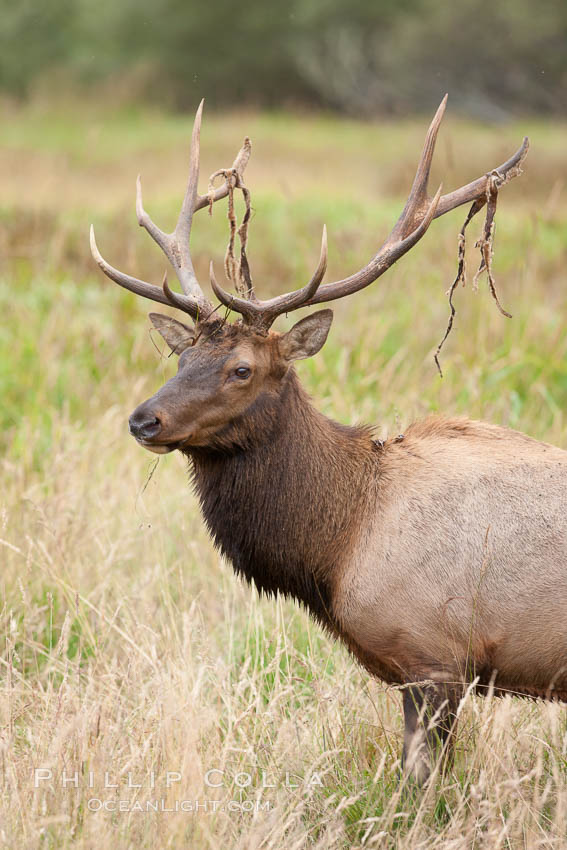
top-left (186, 370), bottom-right (378, 626)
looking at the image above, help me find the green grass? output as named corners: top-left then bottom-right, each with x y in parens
top-left (1, 98), bottom-right (567, 848)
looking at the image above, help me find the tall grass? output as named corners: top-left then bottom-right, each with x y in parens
top-left (1, 98), bottom-right (567, 847)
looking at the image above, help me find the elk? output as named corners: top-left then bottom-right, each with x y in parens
top-left (89, 98), bottom-right (566, 784)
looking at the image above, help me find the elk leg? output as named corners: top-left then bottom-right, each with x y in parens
top-left (402, 681), bottom-right (459, 784)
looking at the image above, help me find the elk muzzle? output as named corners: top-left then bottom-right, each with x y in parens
top-left (129, 404), bottom-right (175, 453)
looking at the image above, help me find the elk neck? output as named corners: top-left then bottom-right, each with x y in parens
top-left (186, 368), bottom-right (379, 627)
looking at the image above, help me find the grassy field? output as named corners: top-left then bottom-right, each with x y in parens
top-left (1, 96), bottom-right (567, 848)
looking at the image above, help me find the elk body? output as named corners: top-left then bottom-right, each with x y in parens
top-left (90, 99), bottom-right (567, 783)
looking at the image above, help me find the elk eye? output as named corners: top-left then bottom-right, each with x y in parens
top-left (234, 366), bottom-right (251, 379)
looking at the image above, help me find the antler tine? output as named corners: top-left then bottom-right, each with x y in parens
top-left (389, 93), bottom-right (447, 242)
top-left (175, 99), bottom-right (203, 287)
top-left (210, 261), bottom-right (255, 321)
top-left (90, 225), bottom-right (201, 317)
top-left (161, 271), bottom-right (202, 317)
top-left (193, 136), bottom-right (250, 212)
top-left (135, 99), bottom-right (211, 312)
top-left (262, 224), bottom-right (328, 316)
top-left (301, 225), bottom-right (328, 298)
top-left (209, 225), bottom-right (328, 329)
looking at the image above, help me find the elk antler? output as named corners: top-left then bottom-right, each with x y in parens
top-left (91, 95), bottom-right (528, 336)
top-left (90, 99), bottom-right (252, 323)
top-left (211, 95), bottom-right (529, 331)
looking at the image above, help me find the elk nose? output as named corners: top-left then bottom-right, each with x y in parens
top-left (129, 410), bottom-right (162, 440)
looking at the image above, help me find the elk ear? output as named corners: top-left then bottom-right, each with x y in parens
top-left (279, 309), bottom-right (333, 362)
top-left (149, 313), bottom-right (195, 354)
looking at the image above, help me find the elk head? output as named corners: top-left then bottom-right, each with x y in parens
top-left (90, 97), bottom-right (528, 455)
top-left (126, 309), bottom-right (333, 453)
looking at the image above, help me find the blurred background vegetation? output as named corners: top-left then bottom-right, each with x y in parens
top-left (1, 0), bottom-right (566, 117)
top-left (2, 2), bottom-right (567, 846)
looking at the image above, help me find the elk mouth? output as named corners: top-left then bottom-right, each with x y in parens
top-left (134, 434), bottom-right (195, 454)
top-left (135, 439), bottom-right (176, 454)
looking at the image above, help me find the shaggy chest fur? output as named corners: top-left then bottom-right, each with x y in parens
top-left (187, 372), bottom-right (376, 629)
top-left (193, 468), bottom-right (336, 626)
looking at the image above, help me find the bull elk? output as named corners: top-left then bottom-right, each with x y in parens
top-left (90, 98), bottom-right (564, 784)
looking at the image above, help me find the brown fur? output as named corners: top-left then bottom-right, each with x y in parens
top-left (129, 318), bottom-right (567, 782)
top-left (189, 369), bottom-right (375, 628)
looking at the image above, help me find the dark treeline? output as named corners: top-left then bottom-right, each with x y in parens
top-left (1, 0), bottom-right (565, 117)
